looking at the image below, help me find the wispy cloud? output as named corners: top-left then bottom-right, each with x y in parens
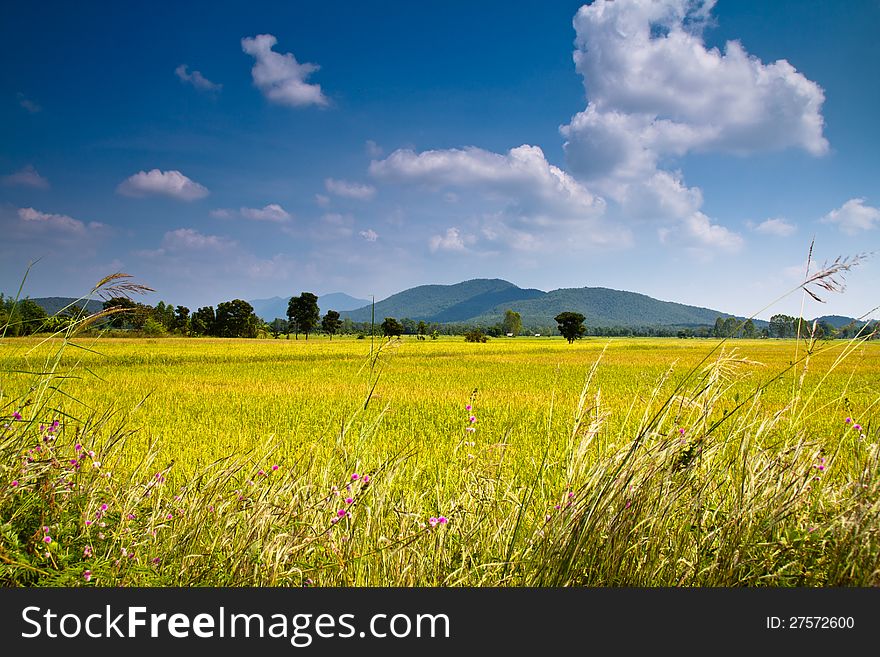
top-left (325, 178), bottom-right (376, 200)
top-left (748, 217), bottom-right (797, 237)
top-left (175, 64), bottom-right (222, 92)
top-left (240, 203), bottom-right (291, 222)
top-left (2, 165), bottom-right (49, 189)
top-left (17, 207), bottom-right (105, 235)
top-left (16, 92), bottom-right (41, 113)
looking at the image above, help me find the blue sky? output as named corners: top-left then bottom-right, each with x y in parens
top-left (2, 0), bottom-right (878, 320)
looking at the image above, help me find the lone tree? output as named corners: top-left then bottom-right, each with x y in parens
top-left (288, 292), bottom-right (321, 340)
top-left (215, 299), bottom-right (259, 338)
top-left (381, 317), bottom-right (404, 339)
top-left (321, 310), bottom-right (342, 340)
top-left (501, 309), bottom-right (522, 336)
top-left (554, 311), bottom-right (586, 344)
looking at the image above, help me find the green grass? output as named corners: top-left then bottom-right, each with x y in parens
top-left (2, 328), bottom-right (879, 586)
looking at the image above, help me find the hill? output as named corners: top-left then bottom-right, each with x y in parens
top-left (29, 297), bottom-right (104, 316)
top-left (343, 279), bottom-right (544, 323)
top-left (248, 293), bottom-right (370, 321)
top-left (343, 278), bottom-right (754, 328)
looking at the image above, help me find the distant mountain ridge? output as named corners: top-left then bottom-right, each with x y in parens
top-left (342, 279), bottom-right (765, 329)
top-left (26, 297), bottom-right (104, 315)
top-left (25, 288), bottom-right (864, 331)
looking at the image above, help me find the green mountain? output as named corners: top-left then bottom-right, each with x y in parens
top-left (343, 279), bottom-right (543, 323)
top-left (470, 286), bottom-right (739, 328)
top-left (343, 279), bottom-right (758, 328)
top-left (29, 297), bottom-right (104, 316)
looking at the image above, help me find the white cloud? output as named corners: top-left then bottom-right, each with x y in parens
top-left (210, 208), bottom-right (233, 219)
top-left (564, 0), bottom-right (827, 179)
top-left (314, 194), bottom-right (330, 207)
top-left (240, 203), bottom-right (291, 223)
top-left (175, 64), bottom-right (222, 92)
top-left (17, 207), bottom-right (105, 234)
top-left (820, 198), bottom-right (880, 235)
top-left (324, 178), bottom-right (377, 200)
top-left (117, 169), bottom-right (209, 201)
top-left (2, 165), bottom-right (49, 189)
top-left (365, 140), bottom-right (383, 158)
top-left (429, 227), bottom-right (475, 253)
top-left (657, 212), bottom-right (745, 252)
top-left (371, 144), bottom-right (624, 252)
top-left (359, 229), bottom-right (379, 242)
top-left (556, 0), bottom-right (825, 254)
top-left (749, 217), bottom-right (797, 237)
top-left (371, 144), bottom-right (604, 219)
top-left (161, 228), bottom-right (236, 252)
top-left (241, 34), bottom-right (328, 107)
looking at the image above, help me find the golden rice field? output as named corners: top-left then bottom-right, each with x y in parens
top-left (2, 334), bottom-right (880, 586)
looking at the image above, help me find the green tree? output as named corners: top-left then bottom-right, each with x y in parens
top-left (381, 317), bottom-right (404, 338)
top-left (173, 306), bottom-right (190, 334)
top-left (713, 317), bottom-right (725, 339)
top-left (154, 301), bottom-right (175, 330)
top-left (554, 312), bottom-right (586, 344)
top-left (742, 319), bottom-right (756, 338)
top-left (269, 318), bottom-right (288, 338)
top-left (321, 310), bottom-right (342, 340)
top-left (2, 298), bottom-right (48, 336)
top-left (215, 299), bottom-right (258, 338)
top-left (464, 328), bottom-right (488, 343)
top-left (288, 292), bottom-right (321, 340)
top-left (502, 309), bottom-right (522, 336)
top-left (190, 306), bottom-right (216, 336)
top-left (722, 316), bottom-right (738, 338)
top-left (769, 314), bottom-right (795, 338)
top-left (103, 297), bottom-right (138, 329)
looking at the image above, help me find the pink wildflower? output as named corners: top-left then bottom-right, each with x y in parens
top-left (83, 570), bottom-right (92, 582)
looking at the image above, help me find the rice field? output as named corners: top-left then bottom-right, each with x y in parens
top-left (2, 333), bottom-right (880, 586)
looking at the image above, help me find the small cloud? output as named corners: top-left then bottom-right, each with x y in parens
top-left (210, 208), bottom-right (233, 219)
top-left (117, 169), bottom-right (209, 201)
top-left (820, 198), bottom-right (880, 235)
top-left (359, 229), bottom-right (379, 242)
top-left (314, 194), bottom-right (330, 208)
top-left (17, 207), bottom-right (103, 234)
top-left (2, 165), bottom-right (49, 189)
top-left (749, 217), bottom-right (797, 237)
top-left (162, 228), bottom-right (236, 251)
top-left (325, 178), bottom-right (376, 200)
top-left (175, 64), bottom-right (222, 92)
top-left (661, 212), bottom-right (744, 253)
top-left (241, 34), bottom-right (328, 107)
top-left (429, 227), bottom-right (474, 253)
top-left (16, 92), bottom-right (41, 113)
top-left (365, 140), bottom-right (383, 158)
top-left (240, 203), bottom-right (291, 223)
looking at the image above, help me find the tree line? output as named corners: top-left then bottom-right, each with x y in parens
top-left (3, 292), bottom-right (877, 341)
